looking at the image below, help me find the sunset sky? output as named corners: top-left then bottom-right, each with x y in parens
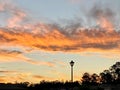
top-left (0, 0), bottom-right (120, 83)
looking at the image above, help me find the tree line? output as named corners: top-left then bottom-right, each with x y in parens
top-left (82, 62), bottom-right (120, 85)
top-left (0, 62), bottom-right (119, 90)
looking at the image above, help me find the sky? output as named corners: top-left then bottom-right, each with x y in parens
top-left (0, 0), bottom-right (120, 83)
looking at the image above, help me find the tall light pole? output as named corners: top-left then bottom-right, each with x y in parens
top-left (70, 60), bottom-right (74, 82)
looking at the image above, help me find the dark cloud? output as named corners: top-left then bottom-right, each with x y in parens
top-left (89, 3), bottom-right (115, 20)
top-left (32, 75), bottom-right (44, 79)
top-left (0, 49), bottom-right (22, 55)
top-left (0, 70), bottom-right (17, 74)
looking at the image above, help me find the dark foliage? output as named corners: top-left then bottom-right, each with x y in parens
top-left (81, 62), bottom-right (120, 85)
top-left (99, 62), bottom-right (120, 84)
top-left (81, 72), bottom-right (100, 85)
top-left (29, 81), bottom-right (80, 90)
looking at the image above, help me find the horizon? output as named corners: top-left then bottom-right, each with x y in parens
top-left (0, 0), bottom-right (120, 83)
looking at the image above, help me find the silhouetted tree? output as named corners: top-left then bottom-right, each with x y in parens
top-left (82, 72), bottom-right (91, 85)
top-left (99, 62), bottom-right (120, 84)
top-left (110, 62), bottom-right (120, 84)
top-left (91, 73), bottom-right (99, 85)
top-left (100, 70), bottom-right (113, 84)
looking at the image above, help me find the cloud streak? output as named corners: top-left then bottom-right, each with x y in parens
top-left (0, 72), bottom-right (40, 83)
top-left (0, 70), bottom-right (17, 74)
top-left (0, 49), bottom-right (55, 67)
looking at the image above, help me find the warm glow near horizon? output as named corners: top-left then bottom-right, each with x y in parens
top-left (0, 0), bottom-right (120, 83)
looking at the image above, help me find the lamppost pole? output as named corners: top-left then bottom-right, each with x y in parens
top-left (71, 65), bottom-right (73, 82)
top-left (70, 60), bottom-right (74, 82)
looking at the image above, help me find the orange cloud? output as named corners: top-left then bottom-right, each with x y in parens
top-left (0, 1), bottom-right (119, 53)
top-left (0, 27), bottom-right (120, 53)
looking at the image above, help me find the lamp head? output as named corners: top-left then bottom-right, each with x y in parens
top-left (70, 60), bottom-right (74, 67)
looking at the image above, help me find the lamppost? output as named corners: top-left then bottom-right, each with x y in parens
top-left (70, 60), bottom-right (74, 82)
